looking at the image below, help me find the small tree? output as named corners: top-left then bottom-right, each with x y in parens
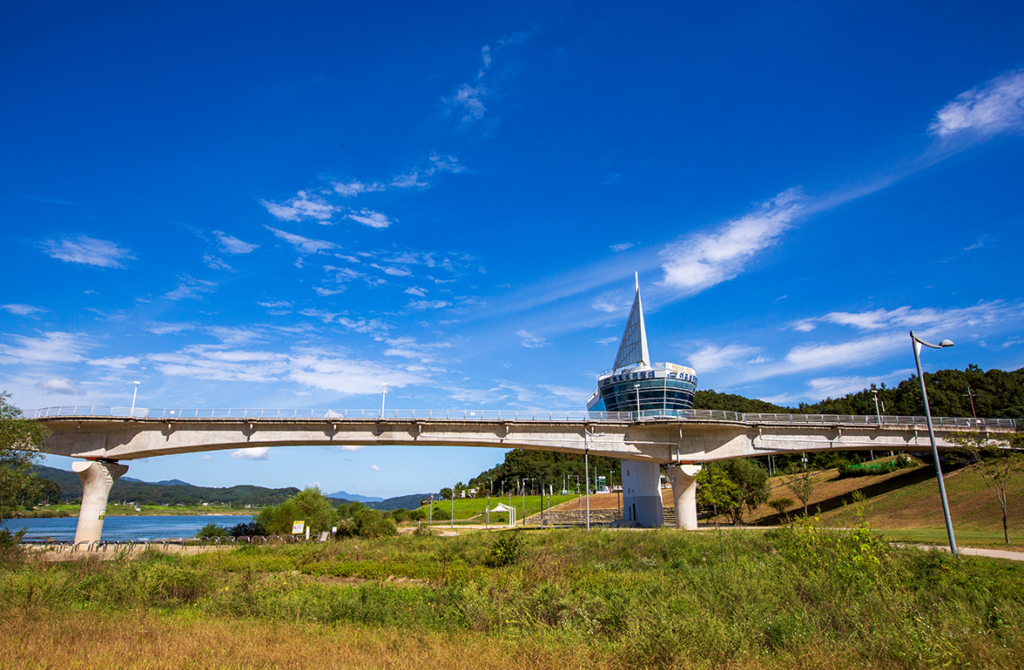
top-left (0, 393), bottom-right (49, 529)
top-left (950, 432), bottom-right (1024, 544)
top-left (439, 487), bottom-right (453, 501)
top-left (721, 458), bottom-right (770, 525)
top-left (768, 496), bottom-right (794, 518)
top-left (696, 464), bottom-right (739, 529)
top-left (782, 465), bottom-right (816, 517)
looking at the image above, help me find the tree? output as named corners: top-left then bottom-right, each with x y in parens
top-left (439, 487), bottom-right (453, 500)
top-left (950, 431), bottom-right (1024, 544)
top-left (0, 392), bottom-right (48, 523)
top-left (782, 465), bottom-right (816, 517)
top-left (291, 486), bottom-right (335, 533)
top-left (720, 458), bottom-right (770, 525)
top-left (768, 496), bottom-right (794, 517)
top-left (696, 464), bottom-right (738, 529)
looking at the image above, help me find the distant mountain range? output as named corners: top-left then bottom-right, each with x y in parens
top-left (327, 490), bottom-right (383, 503)
top-left (122, 476), bottom-right (192, 487)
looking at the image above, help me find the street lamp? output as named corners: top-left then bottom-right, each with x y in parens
top-left (910, 330), bottom-right (958, 556)
top-left (583, 428), bottom-right (606, 530)
top-left (130, 381), bottom-right (141, 418)
top-left (380, 384), bottom-right (387, 418)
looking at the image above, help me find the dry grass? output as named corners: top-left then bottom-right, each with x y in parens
top-left (0, 607), bottom-right (912, 670)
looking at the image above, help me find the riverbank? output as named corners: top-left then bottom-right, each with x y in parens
top-left (12, 503), bottom-right (257, 518)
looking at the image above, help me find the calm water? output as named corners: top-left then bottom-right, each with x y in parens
top-left (1, 515), bottom-right (253, 542)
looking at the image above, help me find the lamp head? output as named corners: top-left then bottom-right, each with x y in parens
top-left (132, 381), bottom-right (141, 385)
top-left (939, 339), bottom-right (954, 348)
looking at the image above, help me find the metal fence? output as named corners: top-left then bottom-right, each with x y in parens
top-left (25, 405), bottom-right (1020, 429)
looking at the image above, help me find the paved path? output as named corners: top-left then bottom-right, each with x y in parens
top-left (912, 544), bottom-right (1024, 561)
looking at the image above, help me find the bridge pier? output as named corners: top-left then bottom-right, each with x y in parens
top-left (667, 464), bottom-right (702, 530)
top-left (72, 460), bottom-right (128, 544)
top-left (622, 460), bottom-right (664, 528)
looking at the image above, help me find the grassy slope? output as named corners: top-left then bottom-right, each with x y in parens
top-left (419, 494), bottom-right (577, 522)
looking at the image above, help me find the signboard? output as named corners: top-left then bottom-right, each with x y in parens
top-left (291, 520), bottom-right (305, 535)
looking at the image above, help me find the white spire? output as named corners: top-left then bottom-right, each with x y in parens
top-left (612, 273), bottom-right (650, 370)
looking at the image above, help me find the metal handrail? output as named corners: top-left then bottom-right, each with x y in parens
top-left (24, 406), bottom-right (1019, 429)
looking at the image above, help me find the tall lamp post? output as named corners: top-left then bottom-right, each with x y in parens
top-left (130, 381), bottom-right (141, 417)
top-left (583, 428), bottom-right (605, 530)
top-left (910, 330), bottom-right (958, 556)
top-left (380, 384), bottom-right (387, 418)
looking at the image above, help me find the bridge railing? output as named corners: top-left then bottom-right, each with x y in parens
top-left (25, 406), bottom-right (1019, 429)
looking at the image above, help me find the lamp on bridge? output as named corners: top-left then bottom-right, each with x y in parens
top-left (910, 330), bottom-right (957, 556)
top-left (130, 381), bottom-right (141, 418)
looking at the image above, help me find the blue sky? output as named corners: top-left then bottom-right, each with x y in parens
top-left (2, 2), bottom-right (1023, 498)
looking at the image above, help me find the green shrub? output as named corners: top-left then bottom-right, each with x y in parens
top-left (487, 531), bottom-right (525, 567)
top-left (195, 522), bottom-right (229, 538)
top-left (430, 506), bottom-right (450, 521)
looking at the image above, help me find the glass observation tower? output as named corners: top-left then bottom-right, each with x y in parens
top-left (586, 274), bottom-right (698, 417)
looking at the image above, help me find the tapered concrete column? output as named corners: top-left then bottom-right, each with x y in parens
top-left (73, 460), bottom-right (128, 544)
top-left (667, 464), bottom-right (702, 530)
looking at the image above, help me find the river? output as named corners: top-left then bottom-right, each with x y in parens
top-left (1, 515), bottom-right (254, 542)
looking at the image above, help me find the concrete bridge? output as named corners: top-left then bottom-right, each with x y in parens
top-left (30, 406), bottom-right (1020, 543)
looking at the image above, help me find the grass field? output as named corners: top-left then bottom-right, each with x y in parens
top-left (420, 494), bottom-right (577, 523)
top-left (3, 522), bottom-right (1023, 669)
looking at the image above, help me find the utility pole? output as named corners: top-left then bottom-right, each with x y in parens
top-left (964, 385), bottom-right (978, 419)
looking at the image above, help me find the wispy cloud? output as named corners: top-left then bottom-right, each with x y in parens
top-left (231, 447), bottom-right (270, 461)
top-left (214, 231), bottom-right (259, 254)
top-left (348, 209), bottom-right (394, 229)
top-left (659, 189), bottom-right (804, 294)
top-left (41, 235), bottom-right (133, 268)
top-left (265, 226), bottom-right (336, 254)
top-left (517, 329), bottom-right (547, 348)
top-left (798, 302), bottom-right (1008, 333)
top-left (0, 332), bottom-right (88, 365)
top-left (1, 304), bottom-right (46, 316)
top-left (147, 322), bottom-right (195, 335)
top-left (426, 153), bottom-right (467, 175)
top-left (610, 242), bottom-right (636, 252)
top-left (408, 300), bottom-right (450, 310)
top-left (88, 356), bottom-right (140, 369)
top-left (539, 384), bottom-right (592, 406)
top-left (260, 190), bottom-right (338, 222)
top-left (35, 378), bottom-right (84, 395)
top-left (449, 83), bottom-right (487, 121)
top-left (404, 287), bottom-right (427, 297)
top-left (203, 254), bottom-right (232, 271)
top-left (370, 464), bottom-right (381, 472)
top-left (687, 344), bottom-right (762, 373)
top-left (332, 180), bottom-right (385, 197)
top-left (165, 275), bottom-right (217, 301)
top-left (382, 336), bottom-right (451, 362)
top-left (930, 70), bottom-right (1024, 138)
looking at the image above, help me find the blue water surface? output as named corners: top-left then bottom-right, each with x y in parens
top-left (1, 515), bottom-right (254, 542)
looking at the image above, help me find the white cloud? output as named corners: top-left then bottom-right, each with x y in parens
top-left (687, 344), bottom-right (761, 372)
top-left (337, 317), bottom-right (390, 337)
top-left (202, 455), bottom-right (213, 462)
top-left (382, 337), bottom-right (451, 363)
top-left (539, 384), bottom-right (592, 406)
top-left (596, 337), bottom-right (618, 346)
top-left (260, 190), bottom-right (338, 222)
top-left (214, 231), bottom-right (259, 254)
top-left (517, 329), bottom-right (547, 348)
top-left (88, 356), bottom-right (140, 369)
top-left (930, 70), bottom-right (1024, 138)
top-left (42, 235), bottom-right (133, 268)
top-left (164, 275), bottom-right (217, 301)
top-left (592, 296), bottom-right (629, 314)
top-left (1, 304), bottom-right (46, 316)
top-left (257, 300), bottom-right (292, 309)
top-left (314, 287), bottom-right (345, 297)
top-left (426, 153), bottom-right (467, 175)
top-left (35, 378), bottom-right (85, 395)
top-left (805, 372), bottom-right (912, 400)
top-left (610, 242), bottom-right (636, 252)
top-left (147, 322), bottom-right (195, 335)
top-left (372, 263), bottom-right (411, 277)
top-left (784, 334), bottom-right (898, 371)
top-left (449, 83), bottom-right (487, 121)
top-left (203, 254), bottom-right (232, 271)
top-left (370, 464), bottom-right (381, 472)
top-left (659, 189), bottom-right (804, 294)
top-left (806, 303), bottom-right (1009, 333)
top-left (231, 447), bottom-right (270, 461)
top-left (265, 226), bottom-right (337, 254)
top-left (348, 209), bottom-right (394, 229)
top-left (404, 287), bottom-right (427, 297)
top-left (208, 326), bottom-right (262, 346)
top-left (300, 308), bottom-right (338, 324)
top-left (791, 319), bottom-right (816, 332)
top-left (390, 172), bottom-right (428, 189)
top-left (332, 181), bottom-right (384, 197)
top-left (408, 300), bottom-right (450, 310)
top-left (0, 332), bottom-right (88, 365)
top-left (287, 352), bottom-right (429, 394)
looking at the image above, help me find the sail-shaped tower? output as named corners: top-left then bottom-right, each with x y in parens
top-left (586, 274), bottom-right (698, 416)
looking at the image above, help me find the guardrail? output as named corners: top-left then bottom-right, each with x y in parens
top-left (25, 406), bottom-right (1020, 429)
